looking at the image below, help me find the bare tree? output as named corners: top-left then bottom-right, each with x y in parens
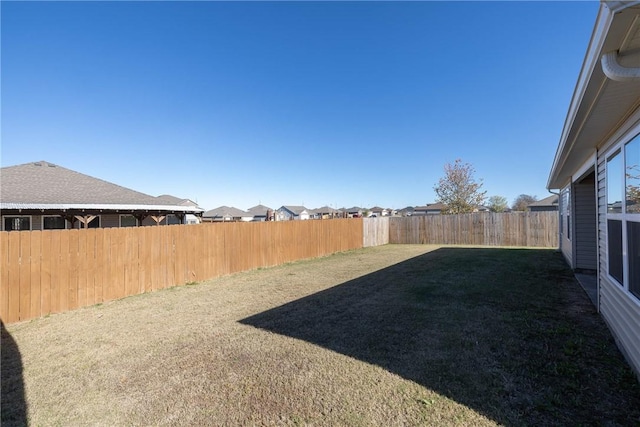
top-left (512, 194), bottom-right (538, 211)
top-left (487, 195), bottom-right (508, 212)
top-left (433, 159), bottom-right (486, 214)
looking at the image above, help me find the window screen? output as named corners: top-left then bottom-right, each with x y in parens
top-left (628, 221), bottom-right (640, 299)
top-left (608, 219), bottom-right (624, 285)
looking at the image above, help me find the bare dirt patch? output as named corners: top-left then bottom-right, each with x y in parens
top-left (2, 245), bottom-right (639, 426)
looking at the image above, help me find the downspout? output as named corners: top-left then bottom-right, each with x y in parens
top-left (601, 51), bottom-right (640, 82)
top-left (548, 189), bottom-right (561, 252)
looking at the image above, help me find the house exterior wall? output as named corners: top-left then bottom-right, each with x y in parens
top-left (100, 215), bottom-right (119, 228)
top-left (574, 172), bottom-right (597, 271)
top-left (32, 216), bottom-right (42, 230)
top-left (276, 209), bottom-right (294, 221)
top-left (596, 116), bottom-right (640, 376)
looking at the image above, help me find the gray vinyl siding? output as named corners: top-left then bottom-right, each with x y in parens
top-left (101, 214), bottom-right (119, 228)
top-left (31, 215), bottom-right (42, 231)
top-left (574, 174), bottom-right (597, 270)
top-left (600, 274), bottom-right (640, 374)
top-left (597, 146), bottom-right (640, 376)
top-left (598, 153), bottom-right (608, 278)
top-left (141, 216), bottom-right (157, 227)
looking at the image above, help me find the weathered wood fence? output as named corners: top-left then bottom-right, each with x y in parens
top-left (0, 219), bottom-right (363, 323)
top-left (389, 212), bottom-right (558, 247)
top-left (363, 217), bottom-right (389, 247)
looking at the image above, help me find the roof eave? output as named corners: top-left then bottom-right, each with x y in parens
top-left (0, 203), bottom-right (204, 214)
top-left (548, 1), bottom-right (640, 190)
top-left (548, 2), bottom-right (614, 189)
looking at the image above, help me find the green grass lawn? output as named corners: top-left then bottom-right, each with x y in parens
top-left (2, 245), bottom-right (639, 426)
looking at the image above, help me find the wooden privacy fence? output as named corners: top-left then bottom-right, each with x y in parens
top-left (363, 217), bottom-right (389, 247)
top-left (389, 212), bottom-right (558, 247)
top-left (0, 219), bottom-right (363, 323)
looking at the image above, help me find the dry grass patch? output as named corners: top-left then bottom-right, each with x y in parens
top-left (2, 245), bottom-right (639, 426)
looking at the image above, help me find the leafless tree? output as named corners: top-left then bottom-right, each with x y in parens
top-left (433, 159), bottom-right (486, 214)
top-left (512, 194), bottom-right (537, 211)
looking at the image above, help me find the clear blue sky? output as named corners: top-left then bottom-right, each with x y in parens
top-left (1, 1), bottom-right (600, 211)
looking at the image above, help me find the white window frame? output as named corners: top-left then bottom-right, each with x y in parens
top-left (605, 132), bottom-right (640, 301)
top-left (2, 215), bottom-right (32, 231)
top-left (42, 215), bottom-right (68, 230)
top-left (119, 214), bottom-right (138, 228)
top-left (560, 185), bottom-right (571, 241)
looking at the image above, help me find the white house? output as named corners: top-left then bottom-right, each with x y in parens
top-left (369, 206), bottom-right (390, 217)
top-left (247, 204), bottom-right (273, 221)
top-left (276, 206), bottom-right (310, 221)
top-left (547, 1), bottom-right (640, 376)
top-left (202, 206), bottom-right (253, 222)
top-left (311, 206), bottom-right (343, 220)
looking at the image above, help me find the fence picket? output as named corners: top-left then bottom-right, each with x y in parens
top-left (29, 231), bottom-right (42, 319)
top-left (1, 232), bottom-right (10, 321)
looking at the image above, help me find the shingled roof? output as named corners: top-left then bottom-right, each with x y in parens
top-left (279, 206), bottom-right (308, 215)
top-left (155, 194), bottom-right (199, 207)
top-left (528, 194), bottom-right (559, 208)
top-left (246, 204), bottom-right (272, 215)
top-left (0, 160), bottom-right (203, 213)
top-left (203, 206), bottom-right (250, 218)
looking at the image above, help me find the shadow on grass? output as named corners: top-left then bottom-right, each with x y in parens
top-left (1, 320), bottom-right (27, 427)
top-left (240, 247), bottom-right (640, 426)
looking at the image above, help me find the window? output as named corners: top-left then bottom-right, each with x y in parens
top-left (608, 219), bottom-right (624, 285)
top-left (120, 215), bottom-right (137, 227)
top-left (3, 216), bottom-right (31, 231)
top-left (606, 133), bottom-right (640, 299)
top-left (166, 215), bottom-right (182, 225)
top-left (561, 186), bottom-right (571, 240)
top-left (43, 216), bottom-right (66, 230)
top-left (608, 150), bottom-right (623, 213)
top-left (626, 136), bottom-right (640, 213)
top-left (628, 221), bottom-right (640, 299)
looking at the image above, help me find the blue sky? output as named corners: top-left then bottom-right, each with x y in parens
top-left (1, 1), bottom-right (600, 211)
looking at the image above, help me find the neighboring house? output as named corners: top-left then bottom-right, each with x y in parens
top-left (311, 206), bottom-right (343, 219)
top-left (246, 204), bottom-right (273, 221)
top-left (369, 206), bottom-right (390, 217)
top-left (202, 206), bottom-right (253, 222)
top-left (155, 194), bottom-right (202, 224)
top-left (0, 160), bottom-right (203, 231)
top-left (415, 203), bottom-right (489, 215)
top-left (547, 1), bottom-right (640, 376)
top-left (155, 194), bottom-right (199, 207)
top-left (414, 203), bottom-right (447, 215)
top-left (527, 195), bottom-right (559, 212)
top-left (397, 206), bottom-right (415, 217)
top-left (343, 207), bottom-right (363, 218)
top-left (276, 206), bottom-right (310, 221)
